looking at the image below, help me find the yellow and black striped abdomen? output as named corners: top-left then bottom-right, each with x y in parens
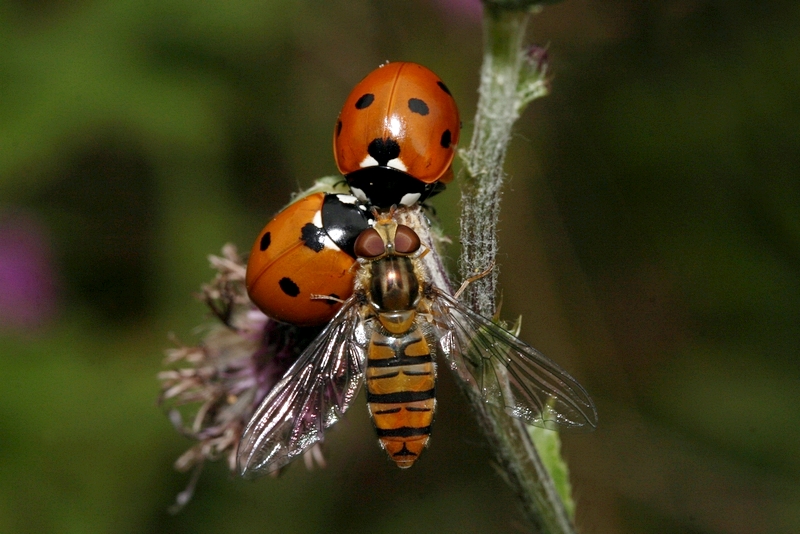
top-left (365, 323), bottom-right (436, 468)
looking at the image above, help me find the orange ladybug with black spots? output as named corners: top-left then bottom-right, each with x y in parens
top-left (246, 193), bottom-right (373, 327)
top-left (333, 62), bottom-right (460, 208)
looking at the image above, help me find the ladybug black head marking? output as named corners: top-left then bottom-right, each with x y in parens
top-left (345, 166), bottom-right (445, 208)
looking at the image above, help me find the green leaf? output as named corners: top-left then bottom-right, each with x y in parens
top-left (529, 425), bottom-right (576, 519)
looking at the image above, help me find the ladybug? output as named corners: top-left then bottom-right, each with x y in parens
top-left (246, 193), bottom-right (373, 327)
top-left (333, 62), bottom-right (460, 208)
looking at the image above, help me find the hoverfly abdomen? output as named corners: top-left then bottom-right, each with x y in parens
top-left (365, 324), bottom-right (436, 468)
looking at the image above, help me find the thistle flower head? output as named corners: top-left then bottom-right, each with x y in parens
top-left (158, 244), bottom-right (324, 512)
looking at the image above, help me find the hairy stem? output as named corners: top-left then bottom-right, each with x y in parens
top-left (458, 4), bottom-right (576, 534)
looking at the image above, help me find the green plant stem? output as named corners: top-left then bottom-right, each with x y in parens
top-left (458, 5), bottom-right (576, 534)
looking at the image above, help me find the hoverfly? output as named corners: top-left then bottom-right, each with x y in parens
top-left (237, 212), bottom-right (597, 476)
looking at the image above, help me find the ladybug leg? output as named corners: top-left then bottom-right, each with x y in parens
top-left (452, 261), bottom-right (495, 300)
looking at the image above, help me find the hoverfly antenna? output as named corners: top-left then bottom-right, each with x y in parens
top-left (372, 207), bottom-right (397, 225)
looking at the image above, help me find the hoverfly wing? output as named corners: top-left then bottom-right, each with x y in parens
top-left (237, 298), bottom-right (367, 478)
top-left (430, 288), bottom-right (597, 431)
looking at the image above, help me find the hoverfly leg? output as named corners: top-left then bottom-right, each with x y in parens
top-left (453, 261), bottom-right (496, 300)
top-left (310, 293), bottom-right (347, 304)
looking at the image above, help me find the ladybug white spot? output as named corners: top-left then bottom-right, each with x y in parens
top-left (386, 158), bottom-right (408, 172)
top-left (350, 186), bottom-right (368, 202)
top-left (359, 155), bottom-right (379, 168)
top-left (324, 237), bottom-right (342, 251)
top-left (311, 210), bottom-right (343, 251)
top-left (399, 192), bottom-right (421, 207)
top-left (325, 228), bottom-right (346, 246)
top-left (358, 155), bottom-right (406, 172)
top-left (336, 194), bottom-right (359, 205)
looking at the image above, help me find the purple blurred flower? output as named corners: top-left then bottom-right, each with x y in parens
top-left (433, 0), bottom-right (483, 23)
top-left (158, 244), bottom-right (325, 512)
top-left (0, 211), bottom-right (58, 331)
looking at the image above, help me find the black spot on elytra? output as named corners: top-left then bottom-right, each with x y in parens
top-left (300, 223), bottom-right (325, 252)
top-left (355, 93), bottom-right (375, 109)
top-left (408, 98), bottom-right (429, 116)
top-left (437, 81), bottom-right (451, 96)
top-left (336, 120), bottom-right (343, 137)
top-left (259, 231), bottom-right (271, 251)
top-left (323, 293), bottom-right (341, 305)
top-left (278, 277), bottom-right (300, 297)
top-left (440, 130), bottom-right (452, 149)
top-left (367, 138), bottom-right (401, 166)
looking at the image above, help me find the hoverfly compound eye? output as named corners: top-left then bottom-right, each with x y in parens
top-left (354, 228), bottom-right (386, 258)
top-left (393, 225), bottom-right (421, 254)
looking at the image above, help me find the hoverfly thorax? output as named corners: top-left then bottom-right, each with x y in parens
top-left (354, 218), bottom-right (423, 333)
top-left (369, 256), bottom-right (420, 333)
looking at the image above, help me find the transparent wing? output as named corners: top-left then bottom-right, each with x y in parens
top-left (237, 298), bottom-right (367, 477)
top-left (429, 288), bottom-right (597, 431)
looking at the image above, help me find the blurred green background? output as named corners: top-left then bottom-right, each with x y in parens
top-left (1, 1), bottom-right (798, 533)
